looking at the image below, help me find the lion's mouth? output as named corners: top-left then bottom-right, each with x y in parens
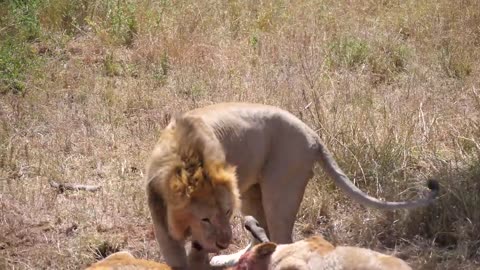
top-left (216, 242), bottom-right (228, 250)
top-left (192, 240), bottom-right (226, 253)
top-left (192, 241), bottom-right (203, 251)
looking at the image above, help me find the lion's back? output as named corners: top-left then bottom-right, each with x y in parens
top-left (182, 102), bottom-right (321, 184)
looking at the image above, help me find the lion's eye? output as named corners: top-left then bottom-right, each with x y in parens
top-left (226, 209), bottom-right (231, 216)
top-left (201, 218), bottom-right (211, 224)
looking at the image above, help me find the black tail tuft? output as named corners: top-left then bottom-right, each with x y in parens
top-left (426, 179), bottom-right (440, 195)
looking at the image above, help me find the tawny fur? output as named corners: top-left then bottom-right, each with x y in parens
top-left (85, 251), bottom-right (172, 270)
top-left (145, 102), bottom-right (438, 270)
top-left (228, 235), bottom-right (412, 270)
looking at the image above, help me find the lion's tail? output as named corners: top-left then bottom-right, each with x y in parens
top-left (315, 142), bottom-right (439, 210)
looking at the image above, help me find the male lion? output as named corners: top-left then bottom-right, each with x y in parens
top-left (145, 102), bottom-right (438, 270)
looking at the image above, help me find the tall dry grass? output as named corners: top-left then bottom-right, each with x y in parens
top-left (1, 0), bottom-right (479, 269)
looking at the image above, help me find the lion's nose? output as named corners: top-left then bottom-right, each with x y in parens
top-left (216, 241), bottom-right (229, 250)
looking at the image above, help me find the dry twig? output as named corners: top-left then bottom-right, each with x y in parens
top-left (49, 181), bottom-right (101, 192)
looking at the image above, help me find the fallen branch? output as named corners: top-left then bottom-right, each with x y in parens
top-left (49, 181), bottom-right (101, 192)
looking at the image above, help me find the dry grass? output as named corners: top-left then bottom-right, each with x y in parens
top-left (1, 0), bottom-right (480, 269)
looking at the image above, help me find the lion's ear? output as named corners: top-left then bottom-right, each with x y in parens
top-left (168, 174), bottom-right (186, 195)
top-left (191, 166), bottom-right (205, 185)
top-left (167, 165), bottom-right (209, 204)
top-left (209, 163), bottom-right (240, 209)
top-left (164, 166), bottom-right (189, 205)
top-left (207, 163), bottom-right (237, 185)
top-left (255, 242), bottom-right (277, 258)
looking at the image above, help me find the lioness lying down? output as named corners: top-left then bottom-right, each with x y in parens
top-left (225, 236), bottom-right (413, 270)
top-left (145, 102), bottom-right (438, 269)
top-left (85, 251), bottom-right (172, 270)
top-left (211, 216), bottom-right (412, 270)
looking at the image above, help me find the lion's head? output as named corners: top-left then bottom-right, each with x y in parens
top-left (146, 115), bottom-right (241, 253)
top-left (165, 159), bottom-right (240, 252)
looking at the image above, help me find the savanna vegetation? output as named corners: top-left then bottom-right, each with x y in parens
top-left (1, 0), bottom-right (479, 269)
